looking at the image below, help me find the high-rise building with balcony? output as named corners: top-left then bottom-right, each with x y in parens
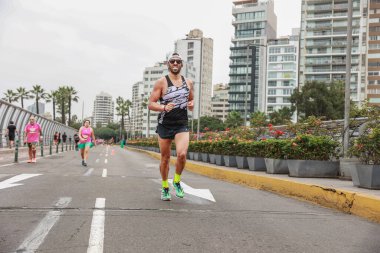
top-left (367, 0), bottom-right (380, 106)
top-left (299, 0), bottom-right (368, 103)
top-left (211, 84), bottom-right (230, 122)
top-left (175, 29), bottom-right (214, 119)
top-left (131, 81), bottom-right (144, 137)
top-left (266, 28), bottom-right (299, 122)
top-left (92, 92), bottom-right (114, 127)
top-left (228, 0), bottom-right (277, 120)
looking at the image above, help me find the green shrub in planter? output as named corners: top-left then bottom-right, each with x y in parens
top-left (284, 134), bottom-right (339, 161)
top-left (263, 139), bottom-right (290, 159)
top-left (237, 141), bottom-right (267, 158)
top-left (211, 139), bottom-right (239, 156)
top-left (350, 127), bottom-right (380, 165)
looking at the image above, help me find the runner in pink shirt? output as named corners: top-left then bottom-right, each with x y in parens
top-left (24, 116), bottom-right (43, 163)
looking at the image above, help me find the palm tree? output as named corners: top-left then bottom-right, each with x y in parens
top-left (56, 86), bottom-right (69, 124)
top-left (16, 87), bottom-right (32, 109)
top-left (30, 85), bottom-right (48, 114)
top-left (66, 86), bottom-right (79, 126)
top-left (2, 90), bottom-right (18, 103)
top-left (116, 97), bottom-right (132, 138)
top-left (46, 90), bottom-right (59, 121)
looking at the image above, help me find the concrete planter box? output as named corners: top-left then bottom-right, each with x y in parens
top-left (224, 155), bottom-right (237, 167)
top-left (287, 159), bottom-right (339, 178)
top-left (351, 164), bottom-right (380, 190)
top-left (339, 158), bottom-right (360, 180)
top-left (236, 156), bottom-right (248, 169)
top-left (201, 153), bottom-right (209, 163)
top-left (193, 152), bottom-right (202, 161)
top-left (209, 154), bottom-right (216, 164)
top-left (247, 157), bottom-right (266, 171)
top-left (188, 152), bottom-right (194, 160)
top-left (215, 155), bottom-right (225, 166)
top-left (265, 158), bottom-right (289, 174)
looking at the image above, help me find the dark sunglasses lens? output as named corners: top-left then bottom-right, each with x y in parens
top-left (170, 60), bottom-right (181, 64)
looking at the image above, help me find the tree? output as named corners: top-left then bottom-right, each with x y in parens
top-left (46, 90), bottom-right (59, 121)
top-left (66, 86), bottom-right (79, 126)
top-left (30, 85), bottom-right (48, 114)
top-left (2, 90), bottom-right (18, 103)
top-left (69, 114), bottom-right (82, 130)
top-left (249, 111), bottom-right (267, 127)
top-left (199, 116), bottom-right (225, 132)
top-left (16, 87), bottom-right (32, 108)
top-left (290, 81), bottom-right (345, 120)
top-left (56, 86), bottom-right (69, 124)
top-left (94, 127), bottom-right (117, 140)
top-left (116, 97), bottom-right (131, 137)
top-left (225, 111), bottom-right (243, 129)
top-left (269, 107), bottom-right (293, 126)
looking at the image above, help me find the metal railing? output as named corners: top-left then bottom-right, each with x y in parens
top-left (0, 100), bottom-right (77, 148)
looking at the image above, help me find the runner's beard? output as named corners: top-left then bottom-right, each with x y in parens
top-left (169, 65), bottom-right (181, 75)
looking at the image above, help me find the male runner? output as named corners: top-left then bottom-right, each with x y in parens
top-left (24, 116), bottom-right (43, 163)
top-left (148, 53), bottom-right (194, 201)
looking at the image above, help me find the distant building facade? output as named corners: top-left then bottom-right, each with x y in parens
top-left (92, 92), bottom-right (114, 127)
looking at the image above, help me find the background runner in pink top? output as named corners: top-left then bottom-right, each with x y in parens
top-left (25, 123), bottom-right (42, 143)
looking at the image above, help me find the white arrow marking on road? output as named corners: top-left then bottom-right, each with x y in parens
top-left (102, 169), bottom-right (107, 178)
top-left (95, 159), bottom-right (99, 163)
top-left (0, 174), bottom-right (41, 190)
top-left (16, 197), bottom-right (72, 253)
top-left (83, 168), bottom-right (94, 176)
top-left (104, 159), bottom-right (108, 164)
top-left (168, 180), bottom-right (216, 202)
top-left (87, 198), bottom-right (105, 253)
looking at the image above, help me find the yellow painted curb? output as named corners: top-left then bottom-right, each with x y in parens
top-left (128, 147), bottom-right (380, 223)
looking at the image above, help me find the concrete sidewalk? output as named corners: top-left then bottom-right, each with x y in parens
top-left (128, 147), bottom-right (380, 223)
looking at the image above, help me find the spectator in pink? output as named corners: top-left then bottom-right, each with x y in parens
top-left (24, 116), bottom-right (43, 163)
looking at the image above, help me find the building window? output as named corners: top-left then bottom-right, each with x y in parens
top-left (268, 81), bottom-right (277, 87)
top-left (188, 42), bottom-right (194, 49)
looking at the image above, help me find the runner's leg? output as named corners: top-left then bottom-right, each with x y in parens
top-left (158, 136), bottom-right (172, 181)
top-left (174, 132), bottom-right (189, 176)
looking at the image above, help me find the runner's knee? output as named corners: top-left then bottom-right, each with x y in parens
top-left (177, 151), bottom-right (187, 161)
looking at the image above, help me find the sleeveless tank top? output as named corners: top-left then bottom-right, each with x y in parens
top-left (157, 75), bottom-right (189, 126)
top-left (80, 127), bottom-right (92, 143)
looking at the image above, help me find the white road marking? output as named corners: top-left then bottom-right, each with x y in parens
top-left (169, 179), bottom-right (216, 202)
top-left (102, 169), bottom-right (107, 178)
top-left (104, 159), bottom-right (108, 164)
top-left (105, 154), bottom-right (108, 157)
top-left (83, 168), bottom-right (94, 176)
top-left (95, 159), bottom-right (99, 163)
top-left (87, 198), bottom-right (105, 253)
top-left (0, 174), bottom-right (42, 190)
top-left (16, 197), bottom-right (72, 252)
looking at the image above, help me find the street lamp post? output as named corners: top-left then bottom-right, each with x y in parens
top-left (244, 43), bottom-right (266, 126)
top-left (343, 0), bottom-right (353, 157)
top-left (196, 38), bottom-right (203, 141)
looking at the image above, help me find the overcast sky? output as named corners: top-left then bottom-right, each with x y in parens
top-left (0, 0), bottom-right (301, 118)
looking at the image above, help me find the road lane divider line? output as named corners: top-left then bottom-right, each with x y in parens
top-left (96, 159), bottom-right (99, 163)
top-left (83, 168), bottom-right (94, 176)
top-left (102, 169), bottom-right (107, 178)
top-left (16, 197), bottom-right (72, 252)
top-left (87, 198), bottom-right (105, 253)
top-left (104, 159), bottom-right (108, 164)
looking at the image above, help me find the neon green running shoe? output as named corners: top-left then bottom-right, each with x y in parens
top-left (161, 187), bottom-right (171, 201)
top-left (173, 181), bottom-right (184, 198)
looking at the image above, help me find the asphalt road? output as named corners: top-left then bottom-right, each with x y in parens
top-left (0, 145), bottom-right (379, 253)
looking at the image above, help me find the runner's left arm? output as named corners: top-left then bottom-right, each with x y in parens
top-left (187, 79), bottom-right (194, 111)
top-left (91, 128), bottom-right (96, 146)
